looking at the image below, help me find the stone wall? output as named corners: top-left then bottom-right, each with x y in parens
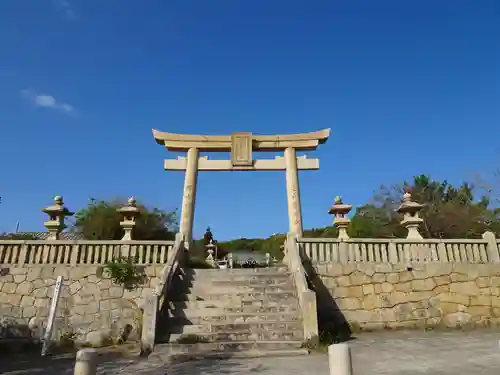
top-left (0, 264), bottom-right (164, 346)
top-left (313, 262), bottom-right (500, 331)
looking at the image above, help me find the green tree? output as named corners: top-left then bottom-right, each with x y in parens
top-left (217, 233), bottom-right (290, 261)
top-left (349, 174), bottom-right (500, 238)
top-left (71, 198), bottom-right (178, 240)
top-left (210, 175), bottom-right (500, 250)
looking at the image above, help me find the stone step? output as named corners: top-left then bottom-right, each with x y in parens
top-left (154, 341), bottom-right (309, 360)
top-left (169, 297), bottom-right (299, 309)
top-left (169, 303), bottom-right (299, 315)
top-left (187, 267), bottom-right (289, 276)
top-left (168, 328), bottom-right (303, 342)
top-left (170, 284), bottom-right (295, 297)
top-left (169, 290), bottom-right (297, 302)
top-left (169, 321), bottom-right (302, 335)
top-left (169, 311), bottom-right (300, 324)
top-left (187, 273), bottom-right (292, 284)
top-left (167, 348), bottom-right (310, 362)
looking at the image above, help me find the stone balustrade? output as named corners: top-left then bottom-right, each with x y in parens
top-left (0, 231), bottom-right (183, 353)
top-left (283, 233), bottom-right (318, 342)
top-left (298, 236), bottom-right (499, 264)
top-left (0, 240), bottom-right (175, 266)
top-left (314, 193), bottom-right (500, 265)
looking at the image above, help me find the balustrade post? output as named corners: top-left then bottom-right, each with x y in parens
top-left (482, 231), bottom-right (499, 263)
top-left (387, 241), bottom-right (399, 263)
top-left (17, 242), bottom-right (28, 266)
top-left (70, 243), bottom-right (79, 265)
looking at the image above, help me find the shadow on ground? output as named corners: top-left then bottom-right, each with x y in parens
top-left (0, 351), bottom-right (76, 374)
top-left (150, 356), bottom-right (269, 375)
top-left (0, 349), bottom-right (270, 375)
top-left (0, 351), bottom-right (137, 375)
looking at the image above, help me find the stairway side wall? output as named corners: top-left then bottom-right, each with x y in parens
top-left (0, 264), bottom-right (163, 346)
top-left (313, 262), bottom-right (500, 331)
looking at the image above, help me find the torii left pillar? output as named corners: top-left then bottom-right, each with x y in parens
top-left (179, 147), bottom-right (199, 249)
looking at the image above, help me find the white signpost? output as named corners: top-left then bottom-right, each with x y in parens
top-left (41, 275), bottom-right (63, 356)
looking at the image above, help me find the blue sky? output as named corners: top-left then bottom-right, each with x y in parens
top-left (0, 1), bottom-right (498, 240)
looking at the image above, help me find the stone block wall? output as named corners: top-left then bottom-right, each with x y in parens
top-left (313, 263), bottom-right (500, 331)
top-left (0, 264), bottom-right (164, 346)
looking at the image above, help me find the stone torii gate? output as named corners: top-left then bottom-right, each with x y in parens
top-left (152, 129), bottom-right (330, 247)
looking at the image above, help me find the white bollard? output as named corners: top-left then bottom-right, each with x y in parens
top-left (74, 349), bottom-right (98, 375)
top-left (328, 343), bottom-right (353, 375)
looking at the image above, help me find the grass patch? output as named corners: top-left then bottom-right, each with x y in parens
top-left (301, 329), bottom-right (343, 353)
top-left (104, 257), bottom-right (146, 290)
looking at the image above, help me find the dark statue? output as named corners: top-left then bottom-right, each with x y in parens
top-left (203, 226), bottom-right (214, 246)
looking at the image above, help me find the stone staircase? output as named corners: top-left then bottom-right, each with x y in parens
top-left (154, 265), bottom-right (309, 360)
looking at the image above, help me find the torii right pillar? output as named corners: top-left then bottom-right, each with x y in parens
top-left (284, 147), bottom-right (303, 236)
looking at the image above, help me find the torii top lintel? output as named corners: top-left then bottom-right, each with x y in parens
top-left (152, 128), bottom-right (330, 152)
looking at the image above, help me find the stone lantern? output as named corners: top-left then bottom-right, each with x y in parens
top-left (205, 240), bottom-right (216, 267)
top-left (328, 196), bottom-right (352, 239)
top-left (42, 196), bottom-right (74, 240)
top-left (396, 188), bottom-right (424, 239)
top-left (117, 197), bottom-right (140, 240)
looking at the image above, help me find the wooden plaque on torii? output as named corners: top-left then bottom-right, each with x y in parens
top-left (231, 132), bottom-right (253, 167)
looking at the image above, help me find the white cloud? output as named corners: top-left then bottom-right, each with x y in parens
top-left (60, 103), bottom-right (74, 113)
top-left (56, 0), bottom-right (76, 19)
top-left (35, 95), bottom-right (56, 107)
top-left (21, 89), bottom-right (77, 116)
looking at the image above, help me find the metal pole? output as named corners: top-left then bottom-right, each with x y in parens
top-left (41, 276), bottom-right (63, 356)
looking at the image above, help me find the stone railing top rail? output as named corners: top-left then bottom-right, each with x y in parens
top-left (0, 240), bottom-right (176, 245)
top-left (297, 237), bottom-right (488, 244)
